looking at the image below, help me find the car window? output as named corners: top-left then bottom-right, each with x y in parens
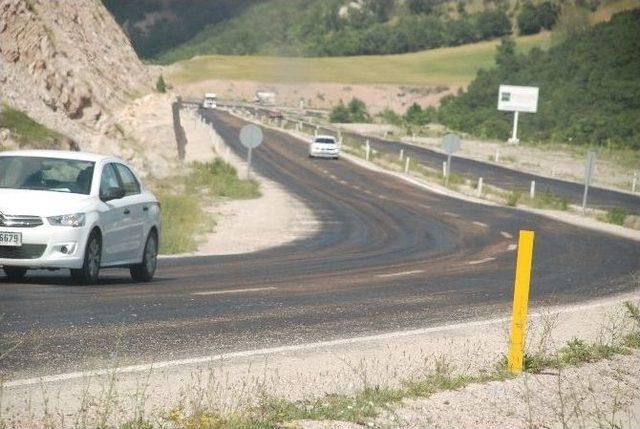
top-left (0, 156), bottom-right (94, 195)
top-left (114, 164), bottom-right (140, 196)
top-left (315, 138), bottom-right (336, 144)
top-left (100, 164), bottom-right (121, 199)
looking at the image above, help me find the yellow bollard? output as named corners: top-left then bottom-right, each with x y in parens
top-left (508, 230), bottom-right (535, 374)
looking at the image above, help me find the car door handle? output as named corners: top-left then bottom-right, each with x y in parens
top-left (124, 209), bottom-right (131, 215)
top-left (143, 206), bottom-right (149, 212)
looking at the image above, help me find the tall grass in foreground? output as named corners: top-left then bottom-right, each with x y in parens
top-left (155, 160), bottom-right (260, 254)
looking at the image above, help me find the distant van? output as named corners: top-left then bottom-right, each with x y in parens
top-left (202, 93), bottom-right (217, 109)
top-left (255, 91), bottom-right (276, 106)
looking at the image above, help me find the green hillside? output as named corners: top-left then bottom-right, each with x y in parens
top-left (157, 0), bottom-right (518, 63)
top-left (438, 9), bottom-right (640, 149)
top-left (169, 33), bottom-right (549, 86)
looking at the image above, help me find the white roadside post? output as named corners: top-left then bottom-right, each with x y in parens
top-left (442, 161), bottom-right (447, 178)
top-left (633, 172), bottom-right (638, 193)
top-left (404, 157), bottom-right (410, 173)
top-left (477, 177), bottom-right (484, 197)
top-left (399, 148), bottom-right (404, 161)
top-left (365, 140), bottom-right (371, 161)
top-left (495, 148), bottom-right (500, 162)
top-left (239, 124), bottom-right (263, 180)
top-left (582, 151), bottom-right (596, 214)
top-left (498, 85), bottom-right (539, 145)
top-left (442, 133), bottom-right (462, 187)
top-left (530, 180), bottom-right (536, 200)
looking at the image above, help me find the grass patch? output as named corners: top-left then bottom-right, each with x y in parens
top-left (601, 207), bottom-right (628, 225)
top-left (528, 189), bottom-right (569, 211)
top-left (187, 160), bottom-right (260, 199)
top-left (506, 189), bottom-right (522, 207)
top-left (154, 160), bottom-right (260, 254)
top-left (169, 33), bottom-right (549, 87)
top-left (0, 105), bottom-right (63, 148)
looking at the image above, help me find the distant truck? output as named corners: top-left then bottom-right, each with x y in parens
top-left (202, 93), bottom-right (217, 109)
top-left (254, 91), bottom-right (276, 106)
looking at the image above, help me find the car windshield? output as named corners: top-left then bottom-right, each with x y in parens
top-left (315, 138), bottom-right (336, 144)
top-left (0, 156), bottom-right (95, 195)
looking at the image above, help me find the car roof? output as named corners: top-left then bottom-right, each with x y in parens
top-left (0, 149), bottom-right (123, 163)
top-left (314, 135), bottom-right (336, 140)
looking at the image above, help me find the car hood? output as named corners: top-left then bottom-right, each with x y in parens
top-left (0, 189), bottom-right (95, 217)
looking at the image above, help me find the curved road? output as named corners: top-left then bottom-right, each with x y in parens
top-left (1, 111), bottom-right (638, 380)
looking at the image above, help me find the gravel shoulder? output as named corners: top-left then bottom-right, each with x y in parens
top-left (2, 292), bottom-right (639, 427)
top-left (167, 106), bottom-right (319, 257)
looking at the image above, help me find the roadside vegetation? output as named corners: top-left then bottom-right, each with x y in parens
top-left (127, 301), bottom-right (640, 428)
top-left (8, 301), bottom-right (637, 428)
top-left (0, 105), bottom-right (64, 149)
top-left (438, 9), bottom-right (640, 150)
top-left (152, 160), bottom-right (260, 255)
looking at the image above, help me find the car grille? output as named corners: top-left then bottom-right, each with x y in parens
top-left (0, 244), bottom-right (47, 259)
top-left (0, 213), bottom-right (43, 228)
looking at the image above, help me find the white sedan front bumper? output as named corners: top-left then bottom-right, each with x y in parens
top-left (0, 224), bottom-right (90, 269)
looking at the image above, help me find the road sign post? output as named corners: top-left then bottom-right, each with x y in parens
top-left (239, 124), bottom-right (263, 180)
top-left (442, 133), bottom-right (461, 187)
top-left (582, 151), bottom-right (596, 214)
top-left (498, 85), bottom-right (539, 145)
top-left (508, 230), bottom-right (535, 374)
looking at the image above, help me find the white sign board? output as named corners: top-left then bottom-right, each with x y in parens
top-left (498, 85), bottom-right (539, 113)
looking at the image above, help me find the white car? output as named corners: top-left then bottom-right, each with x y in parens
top-left (202, 93), bottom-right (217, 109)
top-left (0, 150), bottom-right (161, 284)
top-left (309, 135), bottom-right (340, 159)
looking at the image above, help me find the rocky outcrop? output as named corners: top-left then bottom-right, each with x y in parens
top-left (0, 0), bottom-right (151, 155)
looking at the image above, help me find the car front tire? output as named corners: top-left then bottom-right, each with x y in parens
top-left (3, 266), bottom-right (27, 282)
top-left (71, 231), bottom-right (102, 285)
top-left (130, 231), bottom-right (158, 282)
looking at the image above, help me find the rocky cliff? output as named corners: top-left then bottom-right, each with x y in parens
top-left (0, 0), bottom-right (152, 154)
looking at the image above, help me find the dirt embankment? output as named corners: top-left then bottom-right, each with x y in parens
top-left (0, 0), bottom-right (155, 171)
top-left (174, 79), bottom-right (458, 114)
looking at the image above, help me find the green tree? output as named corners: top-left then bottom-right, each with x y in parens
top-left (517, 1), bottom-right (541, 35)
top-left (347, 98), bottom-right (371, 122)
top-left (495, 36), bottom-right (518, 73)
top-left (329, 101), bottom-right (351, 123)
top-left (155, 74), bottom-right (167, 93)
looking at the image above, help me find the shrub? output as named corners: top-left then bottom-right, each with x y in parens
top-left (156, 74), bottom-right (167, 93)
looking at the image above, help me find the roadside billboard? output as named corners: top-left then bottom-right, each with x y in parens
top-left (498, 85), bottom-right (539, 113)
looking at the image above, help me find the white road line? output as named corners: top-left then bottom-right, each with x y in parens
top-left (378, 194), bottom-right (387, 199)
top-left (468, 257), bottom-right (496, 265)
top-left (4, 296), bottom-right (632, 388)
top-left (472, 221), bottom-right (488, 228)
top-left (444, 212), bottom-right (460, 218)
top-left (500, 231), bottom-right (513, 239)
top-left (419, 204), bottom-right (431, 209)
top-left (339, 180), bottom-right (348, 185)
top-left (507, 244), bottom-right (517, 251)
top-left (192, 287), bottom-right (277, 296)
top-left (376, 269), bottom-right (425, 278)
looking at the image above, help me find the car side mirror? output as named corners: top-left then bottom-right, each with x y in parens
top-left (102, 187), bottom-right (126, 202)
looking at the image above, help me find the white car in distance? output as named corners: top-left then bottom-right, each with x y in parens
top-left (0, 150), bottom-right (161, 284)
top-left (309, 135), bottom-right (340, 159)
top-left (202, 93), bottom-right (217, 109)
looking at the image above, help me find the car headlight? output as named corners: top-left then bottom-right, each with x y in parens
top-left (47, 213), bottom-right (86, 227)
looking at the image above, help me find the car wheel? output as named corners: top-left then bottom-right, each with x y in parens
top-left (71, 231), bottom-right (102, 285)
top-left (3, 266), bottom-right (27, 282)
top-left (130, 231), bottom-right (158, 282)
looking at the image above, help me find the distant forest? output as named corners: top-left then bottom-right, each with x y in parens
top-left (100, 0), bottom-right (596, 62)
top-left (438, 9), bottom-right (640, 149)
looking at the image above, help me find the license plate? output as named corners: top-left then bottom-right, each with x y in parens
top-left (0, 232), bottom-right (22, 247)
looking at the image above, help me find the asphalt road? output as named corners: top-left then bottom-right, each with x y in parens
top-left (1, 111), bottom-right (638, 380)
